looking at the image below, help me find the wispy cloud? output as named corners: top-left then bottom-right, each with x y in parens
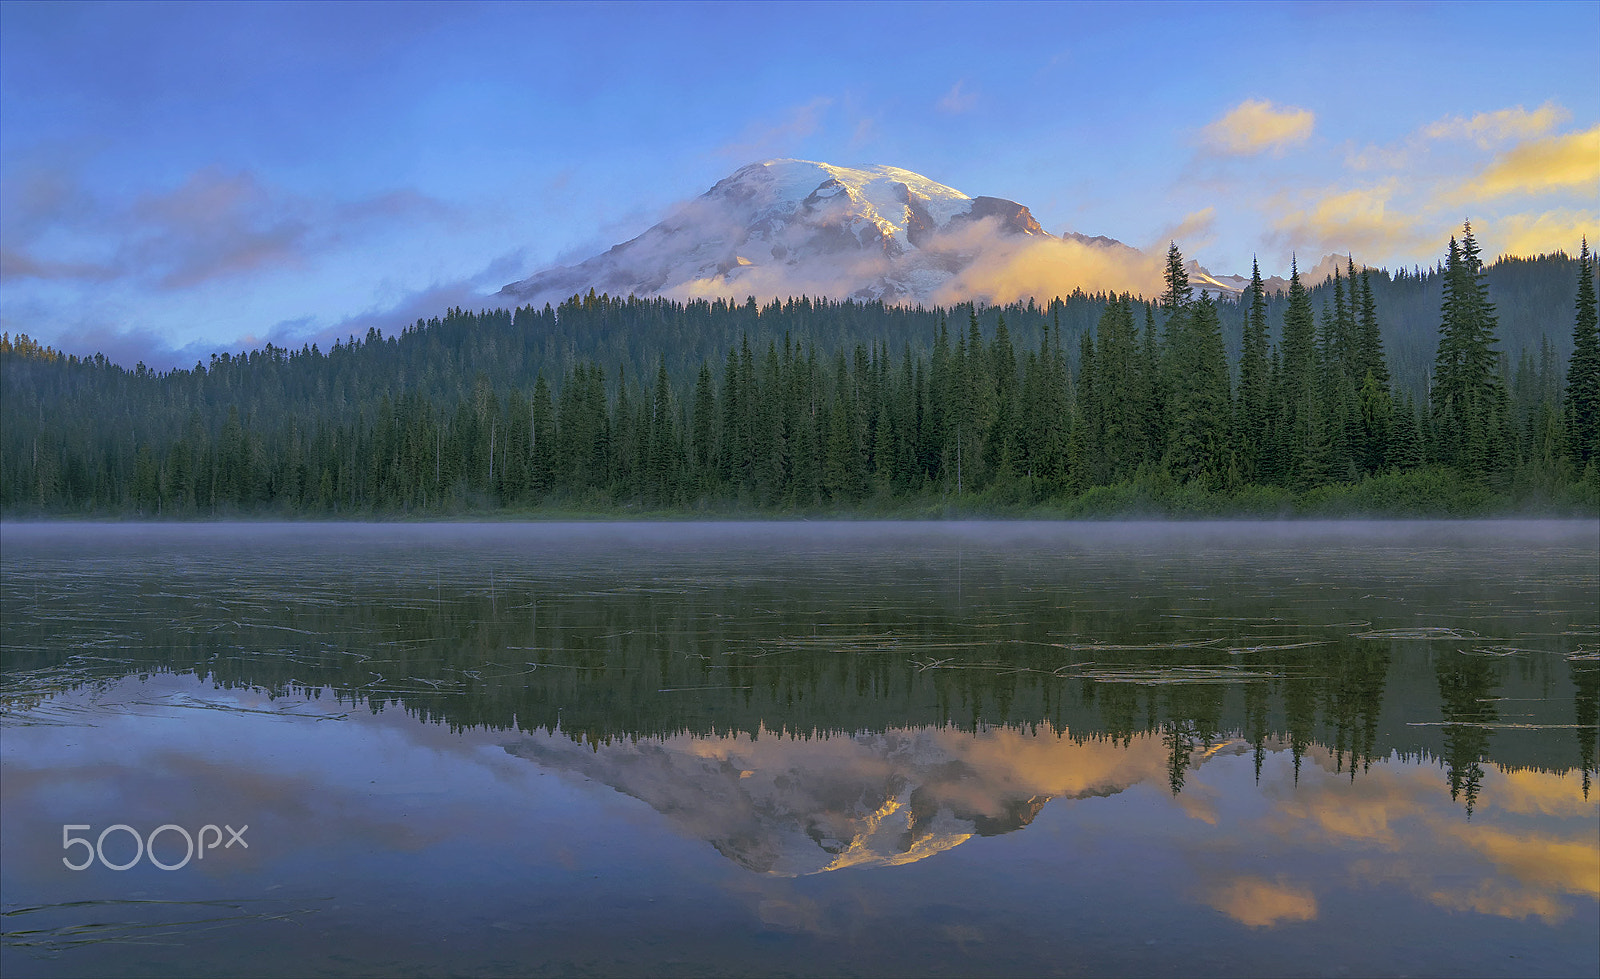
top-left (937, 80), bottom-right (977, 114)
top-left (5, 250), bottom-right (516, 371)
top-left (1421, 101), bottom-right (1570, 147)
top-left (1239, 102), bottom-right (1595, 265)
top-left (1490, 208), bottom-right (1598, 261)
top-left (1454, 124), bottom-right (1600, 201)
top-left (1347, 101), bottom-right (1572, 174)
top-left (0, 165), bottom-right (454, 291)
top-left (1200, 98), bottom-right (1314, 156)
top-left (1268, 180), bottom-right (1428, 259)
top-left (0, 248), bottom-right (116, 282)
top-left (1204, 876), bottom-right (1319, 928)
top-left (929, 220), bottom-right (1164, 306)
top-left (849, 115), bottom-right (878, 149)
top-left (1155, 208), bottom-right (1219, 254)
top-left (714, 98), bottom-right (833, 163)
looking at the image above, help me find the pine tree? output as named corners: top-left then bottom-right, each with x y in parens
top-left (1279, 260), bottom-right (1320, 487)
top-left (646, 358), bottom-right (681, 506)
top-left (1565, 238), bottom-right (1600, 466)
top-left (1074, 328), bottom-right (1101, 487)
top-left (1235, 258), bottom-right (1272, 483)
top-left (987, 315), bottom-right (1019, 481)
top-left (1389, 392), bottom-right (1425, 471)
top-left (1354, 265), bottom-right (1390, 390)
top-left (720, 345), bottom-right (744, 488)
top-left (1432, 221), bottom-right (1510, 481)
top-left (1139, 302), bottom-right (1164, 471)
top-left (1165, 292), bottom-right (1231, 486)
top-left (690, 362), bottom-right (717, 497)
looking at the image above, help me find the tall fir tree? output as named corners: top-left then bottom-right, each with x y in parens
top-left (1235, 258), bottom-right (1272, 483)
top-left (1165, 291), bottom-right (1232, 486)
top-left (1564, 238), bottom-right (1600, 467)
top-left (1432, 221), bottom-right (1510, 481)
top-left (1279, 259), bottom-right (1320, 488)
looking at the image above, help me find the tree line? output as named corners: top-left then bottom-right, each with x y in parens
top-left (2, 225), bottom-right (1595, 515)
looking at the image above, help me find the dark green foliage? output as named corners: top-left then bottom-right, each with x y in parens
top-left (1431, 223), bottom-right (1513, 483)
top-left (1565, 239), bottom-right (1600, 466)
top-left (1278, 261), bottom-right (1320, 488)
top-left (1235, 259), bottom-right (1272, 483)
top-left (2, 239), bottom-right (1593, 517)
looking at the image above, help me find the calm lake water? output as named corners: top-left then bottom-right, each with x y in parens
top-left (1, 520), bottom-right (1596, 978)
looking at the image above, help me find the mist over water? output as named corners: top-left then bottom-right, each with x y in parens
top-left (2, 520), bottom-right (1596, 977)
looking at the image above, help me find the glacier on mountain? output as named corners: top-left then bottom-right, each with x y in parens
top-left (499, 159), bottom-right (1366, 308)
top-left (500, 159), bottom-right (1159, 308)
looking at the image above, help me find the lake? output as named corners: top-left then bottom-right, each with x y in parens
top-left (1, 520), bottom-right (1596, 977)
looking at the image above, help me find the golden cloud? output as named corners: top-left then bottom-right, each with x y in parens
top-left (1264, 756), bottom-right (1437, 847)
top-left (1422, 102), bottom-right (1571, 147)
top-left (1458, 124), bottom-right (1600, 200)
top-left (1201, 99), bottom-right (1314, 156)
top-left (1485, 768), bottom-right (1600, 818)
top-left (1484, 208), bottom-right (1599, 260)
top-left (1274, 760), bottom-right (1600, 925)
top-left (1269, 181), bottom-right (1430, 258)
top-left (1447, 824), bottom-right (1600, 901)
top-left (1206, 876), bottom-right (1319, 928)
top-left (1151, 208), bottom-right (1218, 254)
top-left (1428, 881), bottom-right (1573, 923)
top-left (930, 218), bottom-right (1165, 306)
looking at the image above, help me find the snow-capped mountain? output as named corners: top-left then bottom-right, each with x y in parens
top-left (501, 159), bottom-right (1111, 308)
top-left (1188, 253), bottom-right (1373, 298)
top-left (500, 724), bottom-right (1246, 877)
top-left (499, 159), bottom-right (1367, 308)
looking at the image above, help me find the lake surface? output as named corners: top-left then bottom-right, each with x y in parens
top-left (1, 520), bottom-right (1596, 978)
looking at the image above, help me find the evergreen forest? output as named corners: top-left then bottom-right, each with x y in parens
top-left (3, 224), bottom-right (1597, 518)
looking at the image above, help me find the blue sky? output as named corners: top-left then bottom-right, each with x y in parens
top-left (2, 0), bottom-right (1596, 368)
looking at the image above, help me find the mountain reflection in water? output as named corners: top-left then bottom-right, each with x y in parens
top-left (503, 725), bottom-right (1161, 876)
top-left (1, 521), bottom-right (1596, 978)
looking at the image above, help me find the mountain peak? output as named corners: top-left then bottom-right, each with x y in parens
top-left (499, 159), bottom-right (1067, 308)
top-left (497, 161), bottom-right (1380, 308)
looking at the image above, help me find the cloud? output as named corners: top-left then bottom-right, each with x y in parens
top-left (1456, 124), bottom-right (1600, 200)
top-left (938, 80), bottom-right (977, 114)
top-left (1269, 107), bottom-right (1595, 265)
top-left (1446, 823), bottom-right (1600, 904)
top-left (1486, 768), bottom-right (1600, 818)
top-left (930, 219), bottom-right (1164, 305)
top-left (1259, 753), bottom-right (1600, 927)
top-left (130, 169), bottom-right (313, 288)
top-left (850, 116), bottom-right (878, 149)
top-left (1486, 208), bottom-right (1599, 260)
top-left (321, 265), bottom-right (509, 342)
top-left (1427, 880), bottom-right (1574, 923)
top-left (714, 98), bottom-right (833, 162)
top-left (15, 252), bottom-right (510, 371)
top-left (0, 164), bottom-right (454, 291)
top-left (1343, 141), bottom-right (1412, 174)
top-left (1205, 876), bottom-right (1319, 928)
top-left (0, 164), bottom-right (97, 243)
top-left (0, 247), bottom-right (116, 282)
top-left (1347, 101), bottom-right (1574, 174)
top-left (1421, 102), bottom-right (1570, 148)
top-left (1200, 99), bottom-right (1314, 156)
top-left (1152, 207), bottom-right (1218, 254)
top-left (1268, 181), bottom-right (1430, 259)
